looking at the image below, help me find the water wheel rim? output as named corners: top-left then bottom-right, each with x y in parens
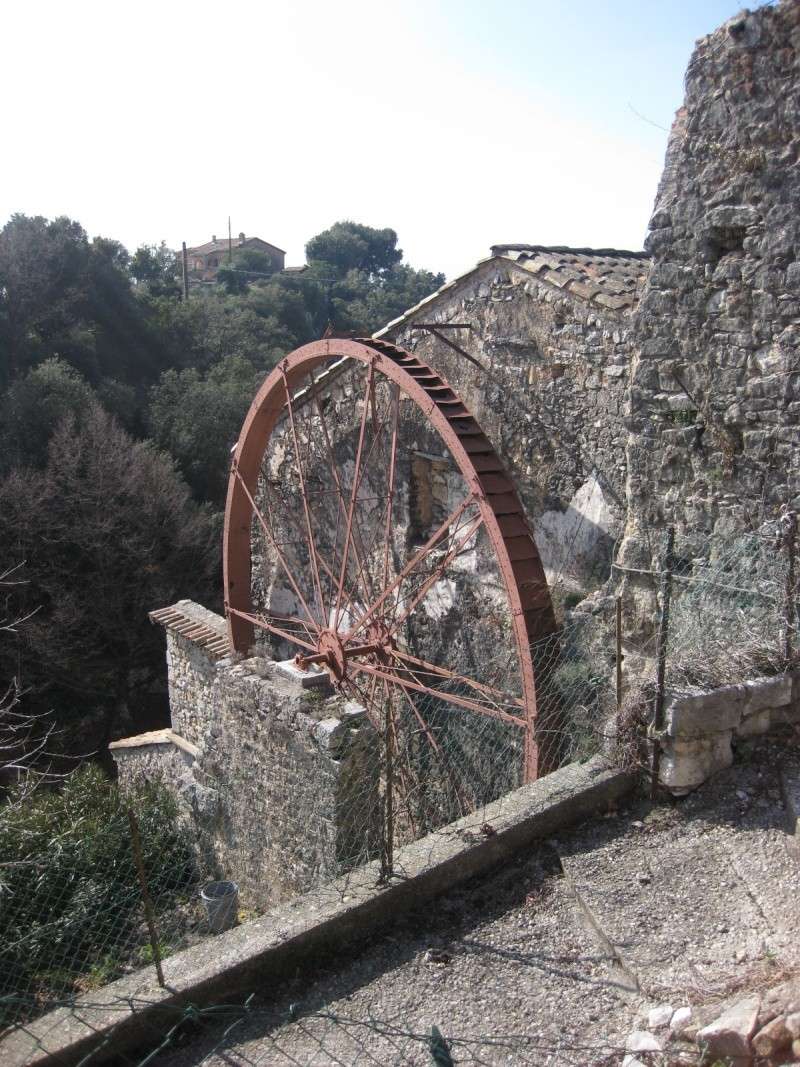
top-left (222, 336), bottom-right (558, 781)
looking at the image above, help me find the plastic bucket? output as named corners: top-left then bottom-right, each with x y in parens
top-left (200, 880), bottom-right (239, 933)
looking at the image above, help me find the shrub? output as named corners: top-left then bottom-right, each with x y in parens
top-left (0, 765), bottom-right (196, 1025)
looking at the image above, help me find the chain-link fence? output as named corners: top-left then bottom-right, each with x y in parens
top-left (2, 517), bottom-right (798, 1062)
top-left (0, 766), bottom-right (216, 1031)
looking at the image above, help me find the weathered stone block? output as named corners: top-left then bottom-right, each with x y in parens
top-left (735, 708), bottom-right (771, 738)
top-left (706, 205), bottom-right (761, 231)
top-left (659, 731), bottom-right (733, 794)
top-left (312, 717), bottom-right (346, 753)
top-left (741, 674), bottom-right (792, 716)
top-left (665, 686), bottom-right (743, 737)
top-left (274, 659), bottom-right (331, 690)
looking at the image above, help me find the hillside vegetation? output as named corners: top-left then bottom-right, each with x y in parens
top-left (0, 214), bottom-right (443, 756)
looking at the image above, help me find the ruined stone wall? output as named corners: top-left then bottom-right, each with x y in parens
top-left (384, 260), bottom-right (635, 590)
top-left (114, 611), bottom-right (380, 910)
top-left (623, 1), bottom-right (800, 589)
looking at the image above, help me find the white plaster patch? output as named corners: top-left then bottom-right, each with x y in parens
top-left (422, 578), bottom-right (458, 620)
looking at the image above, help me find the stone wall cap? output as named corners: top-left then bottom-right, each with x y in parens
top-left (149, 601), bottom-right (229, 661)
top-left (109, 729), bottom-right (200, 760)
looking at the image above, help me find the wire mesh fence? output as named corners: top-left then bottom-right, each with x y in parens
top-left (0, 766), bottom-right (215, 1032)
top-left (2, 516), bottom-right (798, 1063)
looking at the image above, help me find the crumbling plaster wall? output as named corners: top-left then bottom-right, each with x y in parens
top-left (383, 259), bottom-right (634, 590)
top-left (621, 1), bottom-right (800, 621)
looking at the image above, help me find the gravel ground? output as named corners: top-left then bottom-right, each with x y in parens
top-left (155, 735), bottom-right (798, 1066)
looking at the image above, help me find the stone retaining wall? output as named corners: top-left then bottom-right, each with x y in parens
top-left (658, 670), bottom-right (800, 794)
top-left (112, 601), bottom-right (380, 909)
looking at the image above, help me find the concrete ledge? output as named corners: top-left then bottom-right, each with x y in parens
top-left (0, 757), bottom-right (633, 1067)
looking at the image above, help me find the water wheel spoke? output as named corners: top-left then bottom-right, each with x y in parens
top-left (334, 361), bottom-right (376, 629)
top-left (348, 659), bottom-right (526, 728)
top-left (390, 648), bottom-right (523, 710)
top-left (311, 375), bottom-right (383, 623)
top-left (343, 493), bottom-right (479, 644)
top-left (386, 511), bottom-right (484, 639)
top-left (281, 365), bottom-right (327, 626)
top-left (392, 674), bottom-right (473, 818)
top-left (227, 607), bottom-right (318, 654)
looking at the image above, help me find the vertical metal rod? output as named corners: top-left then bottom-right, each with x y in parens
top-left (784, 511), bottom-right (797, 664)
top-left (127, 808), bottom-right (166, 987)
top-left (650, 527), bottom-right (674, 801)
top-left (615, 595), bottom-right (623, 711)
top-left (181, 242), bottom-right (189, 301)
top-left (381, 680), bottom-right (394, 881)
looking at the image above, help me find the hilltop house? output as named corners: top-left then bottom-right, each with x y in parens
top-left (185, 233), bottom-right (286, 282)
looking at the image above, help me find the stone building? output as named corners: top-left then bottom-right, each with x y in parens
top-left (618, 1), bottom-right (800, 647)
top-left (113, 1), bottom-right (800, 906)
top-left (375, 244), bottom-right (649, 593)
top-left (185, 232), bottom-right (286, 282)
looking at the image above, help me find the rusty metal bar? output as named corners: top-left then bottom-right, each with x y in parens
top-left (650, 527), bottom-right (674, 801)
top-left (127, 809), bottom-right (165, 988)
top-left (410, 324), bottom-right (489, 375)
top-left (351, 660), bottom-right (527, 728)
top-left (334, 361), bottom-right (375, 629)
top-left (784, 510), bottom-right (797, 664)
top-left (615, 595), bottom-right (623, 711)
top-left (344, 494), bottom-right (478, 644)
top-left (410, 323), bottom-right (472, 330)
top-left (381, 677), bottom-right (395, 883)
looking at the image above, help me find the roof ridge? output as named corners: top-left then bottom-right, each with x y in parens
top-left (492, 243), bottom-right (650, 260)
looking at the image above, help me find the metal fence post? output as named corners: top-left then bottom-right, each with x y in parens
top-left (381, 703), bottom-right (395, 882)
top-left (615, 595), bottom-right (623, 712)
top-left (784, 510), bottom-right (797, 664)
top-left (127, 808), bottom-right (166, 987)
top-left (650, 527), bottom-right (675, 801)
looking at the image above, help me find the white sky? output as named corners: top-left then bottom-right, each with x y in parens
top-left (2, 0), bottom-right (742, 279)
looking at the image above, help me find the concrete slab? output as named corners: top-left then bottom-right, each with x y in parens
top-left (274, 659), bottom-right (332, 690)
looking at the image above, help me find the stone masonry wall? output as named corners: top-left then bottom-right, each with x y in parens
top-left (622, 1), bottom-right (800, 605)
top-left (383, 258), bottom-right (637, 589)
top-left (113, 604), bottom-right (380, 910)
top-left (658, 670), bottom-right (800, 794)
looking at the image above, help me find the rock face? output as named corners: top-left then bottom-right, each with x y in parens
top-left (621, 1), bottom-right (800, 634)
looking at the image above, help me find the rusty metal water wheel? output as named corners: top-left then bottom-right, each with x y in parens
top-left (223, 337), bottom-right (560, 825)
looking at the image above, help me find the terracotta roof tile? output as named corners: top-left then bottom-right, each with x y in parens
top-left (374, 243), bottom-right (650, 338)
top-left (492, 244), bottom-right (649, 313)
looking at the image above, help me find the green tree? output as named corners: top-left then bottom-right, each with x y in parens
top-left (148, 356), bottom-right (263, 503)
top-left (0, 358), bottom-right (96, 472)
top-left (217, 246), bottom-right (279, 294)
top-left (0, 403), bottom-right (218, 748)
top-left (130, 241), bottom-right (180, 298)
top-left (0, 214), bottom-right (175, 392)
top-left (306, 221), bottom-right (403, 278)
